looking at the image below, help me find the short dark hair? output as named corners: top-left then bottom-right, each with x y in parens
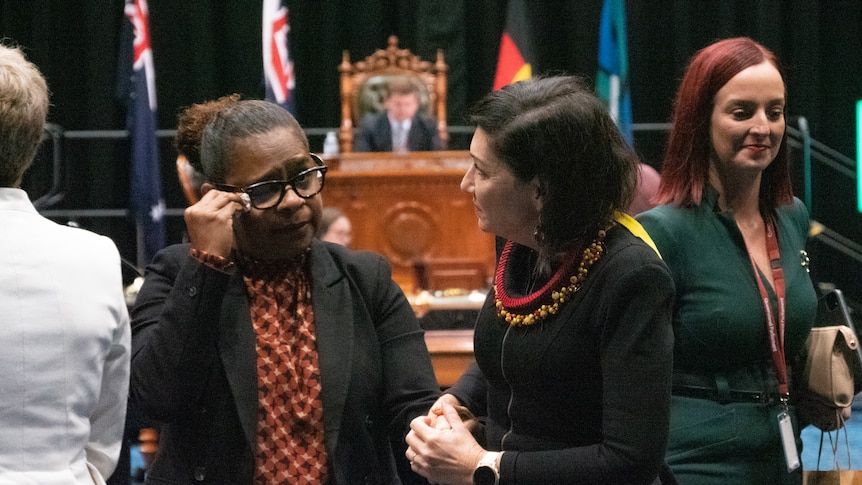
top-left (386, 78), bottom-right (420, 98)
top-left (470, 76), bottom-right (638, 270)
top-left (175, 94), bottom-right (241, 173)
top-left (200, 100), bottom-right (308, 183)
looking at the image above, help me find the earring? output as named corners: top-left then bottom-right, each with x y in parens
top-left (534, 223), bottom-right (545, 244)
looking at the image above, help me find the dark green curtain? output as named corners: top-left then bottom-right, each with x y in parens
top-left (1, 0), bottom-right (860, 263)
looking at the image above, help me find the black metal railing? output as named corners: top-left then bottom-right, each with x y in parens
top-left (30, 122), bottom-right (862, 308)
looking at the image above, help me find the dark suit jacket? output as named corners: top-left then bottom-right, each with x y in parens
top-left (130, 240), bottom-right (440, 484)
top-left (353, 111), bottom-right (443, 152)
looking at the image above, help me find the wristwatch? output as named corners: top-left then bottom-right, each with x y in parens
top-left (472, 451), bottom-right (501, 485)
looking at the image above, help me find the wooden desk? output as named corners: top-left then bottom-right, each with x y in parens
top-left (323, 151), bottom-right (488, 387)
top-left (424, 330), bottom-right (474, 388)
top-left (323, 151), bottom-right (496, 295)
top-left (411, 291), bottom-right (483, 387)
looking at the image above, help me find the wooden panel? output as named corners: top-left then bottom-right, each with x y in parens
top-left (323, 151), bottom-right (486, 387)
top-left (424, 329), bottom-right (474, 388)
top-left (322, 150), bottom-right (496, 295)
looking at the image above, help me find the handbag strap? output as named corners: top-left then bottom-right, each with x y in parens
top-left (816, 412), bottom-right (852, 470)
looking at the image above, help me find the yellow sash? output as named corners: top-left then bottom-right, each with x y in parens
top-left (614, 211), bottom-right (662, 259)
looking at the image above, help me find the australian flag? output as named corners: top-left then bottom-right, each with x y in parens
top-left (121, 0), bottom-right (165, 267)
top-left (263, 0), bottom-right (295, 112)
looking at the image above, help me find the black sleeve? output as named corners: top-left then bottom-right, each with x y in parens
top-left (129, 245), bottom-right (233, 421)
top-left (353, 113), bottom-right (376, 152)
top-left (445, 360), bottom-right (487, 417)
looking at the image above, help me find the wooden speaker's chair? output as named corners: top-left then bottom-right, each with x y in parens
top-left (338, 35), bottom-right (448, 153)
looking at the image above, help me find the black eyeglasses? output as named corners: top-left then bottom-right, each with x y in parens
top-left (212, 153), bottom-right (328, 210)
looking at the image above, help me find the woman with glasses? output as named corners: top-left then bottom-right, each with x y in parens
top-left (130, 99), bottom-right (440, 484)
top-left (405, 76), bottom-right (677, 484)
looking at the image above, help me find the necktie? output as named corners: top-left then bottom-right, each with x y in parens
top-left (393, 121), bottom-right (407, 152)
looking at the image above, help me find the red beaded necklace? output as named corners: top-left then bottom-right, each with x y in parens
top-left (494, 231), bottom-right (606, 326)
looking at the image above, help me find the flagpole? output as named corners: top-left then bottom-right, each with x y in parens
top-left (136, 220), bottom-right (145, 272)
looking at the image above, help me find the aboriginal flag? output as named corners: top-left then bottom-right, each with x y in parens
top-left (493, 0), bottom-right (533, 91)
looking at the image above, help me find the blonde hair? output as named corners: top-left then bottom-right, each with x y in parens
top-left (0, 43), bottom-right (49, 187)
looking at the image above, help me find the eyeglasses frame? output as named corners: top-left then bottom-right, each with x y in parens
top-left (212, 153), bottom-right (328, 209)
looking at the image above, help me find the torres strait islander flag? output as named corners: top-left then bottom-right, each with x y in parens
top-left (597, 0), bottom-right (633, 145)
top-left (123, 0), bottom-right (165, 267)
top-left (493, 0), bottom-right (533, 90)
top-left (263, 0), bottom-right (295, 112)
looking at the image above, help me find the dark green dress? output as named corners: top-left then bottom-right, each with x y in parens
top-left (638, 187), bottom-right (817, 485)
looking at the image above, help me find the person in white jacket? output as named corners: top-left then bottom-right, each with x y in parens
top-left (0, 43), bottom-right (131, 485)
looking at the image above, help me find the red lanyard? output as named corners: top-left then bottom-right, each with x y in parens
top-left (747, 219), bottom-right (789, 401)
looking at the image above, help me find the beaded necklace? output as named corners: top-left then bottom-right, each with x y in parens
top-left (494, 230), bottom-right (606, 326)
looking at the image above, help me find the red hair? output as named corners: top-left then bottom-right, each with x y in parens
top-left (657, 37), bottom-right (794, 208)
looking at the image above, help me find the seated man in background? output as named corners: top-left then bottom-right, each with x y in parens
top-left (353, 79), bottom-right (443, 152)
top-left (0, 43), bottom-right (131, 484)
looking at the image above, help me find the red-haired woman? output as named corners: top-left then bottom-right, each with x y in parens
top-left (638, 37), bottom-right (817, 484)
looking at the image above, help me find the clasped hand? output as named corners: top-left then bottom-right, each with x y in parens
top-left (405, 395), bottom-right (487, 485)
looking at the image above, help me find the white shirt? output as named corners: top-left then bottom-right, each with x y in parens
top-left (389, 117), bottom-right (412, 152)
top-left (0, 188), bottom-right (131, 485)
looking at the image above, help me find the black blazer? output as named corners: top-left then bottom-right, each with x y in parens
top-left (130, 240), bottom-right (440, 484)
top-left (353, 111), bottom-right (443, 152)
top-left (448, 226), bottom-right (677, 484)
